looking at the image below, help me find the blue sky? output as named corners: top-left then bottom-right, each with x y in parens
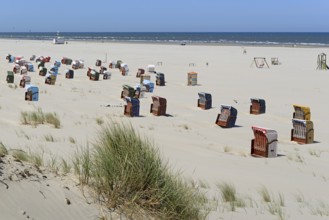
top-left (0, 0), bottom-right (328, 32)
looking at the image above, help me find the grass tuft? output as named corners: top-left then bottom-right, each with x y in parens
top-left (74, 122), bottom-right (207, 219)
top-left (0, 142), bottom-right (8, 157)
top-left (20, 108), bottom-right (61, 128)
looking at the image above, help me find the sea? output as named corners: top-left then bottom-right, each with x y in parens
top-left (0, 32), bottom-right (328, 47)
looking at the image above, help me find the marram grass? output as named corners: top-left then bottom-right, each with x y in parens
top-left (74, 122), bottom-right (207, 219)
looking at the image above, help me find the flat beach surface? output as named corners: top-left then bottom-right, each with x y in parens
top-left (1, 39), bottom-right (329, 219)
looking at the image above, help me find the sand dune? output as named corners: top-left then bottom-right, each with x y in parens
top-left (1, 39), bottom-right (329, 219)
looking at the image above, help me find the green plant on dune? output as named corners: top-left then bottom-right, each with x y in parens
top-left (20, 108), bottom-right (61, 128)
top-left (74, 122), bottom-right (207, 219)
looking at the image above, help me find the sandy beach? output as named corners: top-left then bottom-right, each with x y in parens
top-left (1, 39), bottom-right (329, 219)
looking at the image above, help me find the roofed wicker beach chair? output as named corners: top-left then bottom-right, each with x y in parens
top-left (108, 61), bottom-right (116, 69)
top-left (45, 72), bottom-right (57, 85)
top-left (251, 126), bottom-right (278, 158)
top-left (99, 66), bottom-right (107, 74)
top-left (6, 71), bottom-right (14, 83)
top-left (61, 57), bottom-right (73, 65)
top-left (65, 69), bottom-right (74, 79)
top-left (120, 63), bottom-right (129, 76)
top-left (25, 63), bottom-right (34, 72)
top-left (198, 92), bottom-right (212, 110)
top-left (20, 75), bottom-right (31, 88)
top-left (156, 72), bottom-right (165, 86)
top-left (13, 64), bottom-right (20, 74)
top-left (293, 104), bottom-right (311, 120)
top-left (187, 72), bottom-right (198, 86)
top-left (215, 105), bottom-right (238, 128)
top-left (250, 98), bottom-right (266, 115)
top-left (291, 119), bottom-right (314, 144)
top-left (136, 68), bottom-right (145, 78)
top-left (150, 96), bottom-right (167, 116)
top-left (96, 59), bottom-right (102, 67)
top-left (25, 85), bottom-right (39, 101)
top-left (89, 69), bottom-right (100, 81)
top-left (39, 67), bottom-right (47, 76)
top-left (103, 71), bottom-right (111, 80)
top-left (147, 64), bottom-right (156, 73)
top-left (124, 97), bottom-right (140, 117)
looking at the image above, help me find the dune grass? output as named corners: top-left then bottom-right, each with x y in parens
top-left (0, 142), bottom-right (8, 157)
top-left (217, 182), bottom-right (245, 211)
top-left (21, 107), bottom-right (61, 128)
top-left (73, 122), bottom-right (207, 219)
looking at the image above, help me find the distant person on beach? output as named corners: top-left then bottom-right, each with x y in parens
top-left (206, 62), bottom-right (209, 67)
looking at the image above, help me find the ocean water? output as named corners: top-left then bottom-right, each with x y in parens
top-left (0, 32), bottom-right (328, 47)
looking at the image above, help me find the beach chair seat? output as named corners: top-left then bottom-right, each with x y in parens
top-left (150, 96), bottom-right (167, 116)
top-left (156, 73), bottom-right (165, 86)
top-left (20, 75), bottom-right (31, 88)
top-left (89, 70), bottom-right (100, 81)
top-left (198, 92), bottom-right (212, 110)
top-left (136, 68), bottom-right (145, 78)
top-left (251, 126), bottom-right (278, 158)
top-left (25, 85), bottom-right (39, 101)
top-left (293, 105), bottom-right (311, 120)
top-left (124, 97), bottom-right (140, 117)
top-left (215, 105), bottom-right (238, 128)
top-left (291, 119), bottom-right (314, 144)
top-left (65, 69), bottom-right (74, 79)
top-left (250, 98), bottom-right (266, 115)
top-left (6, 71), bottom-right (14, 83)
top-left (187, 72), bottom-right (198, 86)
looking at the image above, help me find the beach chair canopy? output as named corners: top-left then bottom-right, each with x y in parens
top-left (251, 98), bottom-right (266, 107)
top-left (293, 104), bottom-right (311, 120)
top-left (252, 126), bottom-right (278, 143)
top-left (198, 92), bottom-right (212, 103)
top-left (152, 96), bottom-right (167, 106)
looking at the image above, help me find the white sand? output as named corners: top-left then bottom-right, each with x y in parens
top-left (1, 39), bottom-right (329, 219)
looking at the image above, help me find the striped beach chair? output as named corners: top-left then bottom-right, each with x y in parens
top-left (215, 105), bottom-right (238, 128)
top-left (291, 119), bottom-right (314, 144)
top-left (251, 126), bottom-right (278, 158)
